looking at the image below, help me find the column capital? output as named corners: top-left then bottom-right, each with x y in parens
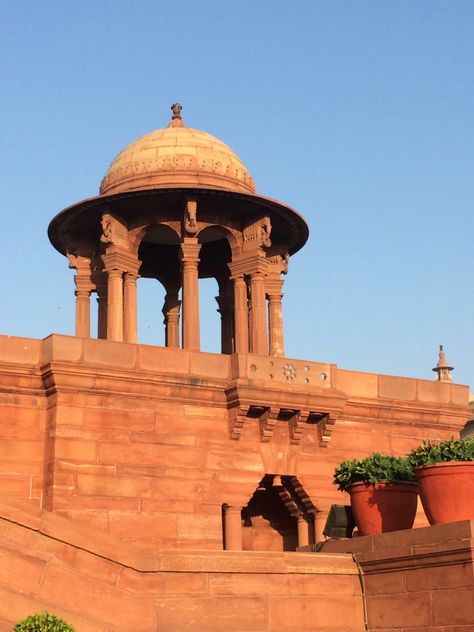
top-left (74, 278), bottom-right (94, 295)
top-left (266, 277), bottom-right (284, 299)
top-left (124, 270), bottom-right (140, 283)
top-left (102, 247), bottom-right (140, 274)
top-left (180, 239), bottom-right (201, 267)
top-left (67, 252), bottom-right (93, 272)
top-left (228, 252), bottom-right (269, 278)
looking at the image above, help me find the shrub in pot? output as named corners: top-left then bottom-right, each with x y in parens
top-left (333, 453), bottom-right (417, 535)
top-left (408, 438), bottom-right (474, 525)
top-left (14, 612), bottom-right (75, 632)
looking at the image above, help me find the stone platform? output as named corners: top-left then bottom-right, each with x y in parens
top-left (318, 520), bottom-right (474, 631)
top-left (0, 497), bottom-right (365, 631)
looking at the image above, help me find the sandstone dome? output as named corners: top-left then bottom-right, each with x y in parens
top-left (100, 104), bottom-right (255, 196)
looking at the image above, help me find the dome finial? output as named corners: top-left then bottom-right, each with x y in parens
top-left (432, 344), bottom-right (454, 383)
top-left (169, 103), bottom-right (185, 128)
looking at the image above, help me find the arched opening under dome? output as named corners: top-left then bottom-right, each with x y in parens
top-left (198, 226), bottom-right (234, 354)
top-left (137, 278), bottom-right (167, 347)
top-left (138, 223), bottom-right (181, 347)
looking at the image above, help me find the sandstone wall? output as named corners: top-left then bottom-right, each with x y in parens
top-left (0, 497), bottom-right (365, 632)
top-left (0, 334), bottom-right (469, 550)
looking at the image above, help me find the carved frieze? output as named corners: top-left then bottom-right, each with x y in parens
top-left (243, 216), bottom-right (272, 251)
top-left (100, 213), bottom-right (129, 250)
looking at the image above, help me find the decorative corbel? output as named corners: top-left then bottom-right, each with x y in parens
top-left (289, 410), bottom-right (310, 445)
top-left (229, 404), bottom-right (251, 440)
top-left (259, 407), bottom-right (280, 442)
top-left (243, 216), bottom-right (272, 251)
top-left (317, 413), bottom-right (337, 447)
top-left (100, 213), bottom-right (129, 250)
top-left (184, 197), bottom-right (198, 235)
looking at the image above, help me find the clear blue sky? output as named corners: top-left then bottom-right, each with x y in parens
top-left (1, 1), bottom-right (473, 387)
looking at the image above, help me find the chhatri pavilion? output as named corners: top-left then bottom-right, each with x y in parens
top-left (0, 104), bottom-right (471, 631)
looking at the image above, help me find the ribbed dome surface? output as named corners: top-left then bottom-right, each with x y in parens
top-left (100, 120), bottom-right (255, 196)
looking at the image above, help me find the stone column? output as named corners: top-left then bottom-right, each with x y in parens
top-left (180, 239), bottom-right (201, 351)
top-left (163, 289), bottom-right (181, 348)
top-left (249, 271), bottom-right (268, 355)
top-left (68, 254), bottom-right (93, 339)
top-left (232, 275), bottom-right (249, 354)
top-left (223, 505), bottom-right (243, 551)
top-left (216, 285), bottom-right (234, 354)
top-left (75, 285), bottom-right (91, 338)
top-left (296, 513), bottom-right (309, 548)
top-left (102, 249), bottom-right (141, 343)
top-left (123, 272), bottom-right (138, 343)
top-left (267, 281), bottom-right (284, 357)
top-left (314, 508), bottom-right (329, 544)
top-left (95, 278), bottom-right (108, 339)
top-left (106, 268), bottom-right (124, 342)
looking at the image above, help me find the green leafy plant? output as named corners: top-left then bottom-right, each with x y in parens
top-left (333, 453), bottom-right (415, 492)
top-left (14, 612), bottom-right (75, 632)
top-left (408, 438), bottom-right (474, 468)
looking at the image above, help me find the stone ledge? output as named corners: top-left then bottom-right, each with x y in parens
top-left (0, 495), bottom-right (357, 575)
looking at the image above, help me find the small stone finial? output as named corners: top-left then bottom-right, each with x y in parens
top-left (171, 103), bottom-right (182, 119)
top-left (432, 344), bottom-right (454, 383)
top-left (168, 103), bottom-right (185, 128)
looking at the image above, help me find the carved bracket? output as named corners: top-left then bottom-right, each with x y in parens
top-left (259, 407), bottom-right (279, 442)
top-left (101, 213), bottom-right (129, 250)
top-left (289, 410), bottom-right (310, 445)
top-left (243, 216), bottom-right (272, 251)
top-left (317, 413), bottom-right (337, 447)
top-left (229, 405), bottom-right (251, 440)
top-left (184, 197), bottom-right (198, 235)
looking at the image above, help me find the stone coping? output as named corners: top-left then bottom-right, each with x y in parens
top-left (316, 520), bottom-right (474, 566)
top-left (0, 334), bottom-right (468, 405)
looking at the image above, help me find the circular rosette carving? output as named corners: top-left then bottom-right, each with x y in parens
top-left (283, 363), bottom-right (297, 381)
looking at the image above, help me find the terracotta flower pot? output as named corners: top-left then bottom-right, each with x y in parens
top-left (348, 481), bottom-right (418, 535)
top-left (414, 462), bottom-right (474, 525)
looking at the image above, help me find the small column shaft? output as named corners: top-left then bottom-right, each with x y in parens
top-left (123, 272), bottom-right (138, 343)
top-left (106, 269), bottom-right (124, 342)
top-left (296, 514), bottom-right (309, 547)
top-left (233, 275), bottom-right (249, 353)
top-left (163, 290), bottom-right (180, 348)
top-left (180, 241), bottom-right (201, 351)
top-left (249, 272), bottom-right (268, 355)
top-left (314, 509), bottom-right (329, 544)
top-left (96, 286), bottom-right (108, 339)
top-left (75, 290), bottom-right (91, 338)
top-left (223, 505), bottom-right (243, 551)
top-left (268, 292), bottom-right (284, 357)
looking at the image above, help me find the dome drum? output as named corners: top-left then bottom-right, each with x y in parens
top-left (100, 153), bottom-right (256, 196)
